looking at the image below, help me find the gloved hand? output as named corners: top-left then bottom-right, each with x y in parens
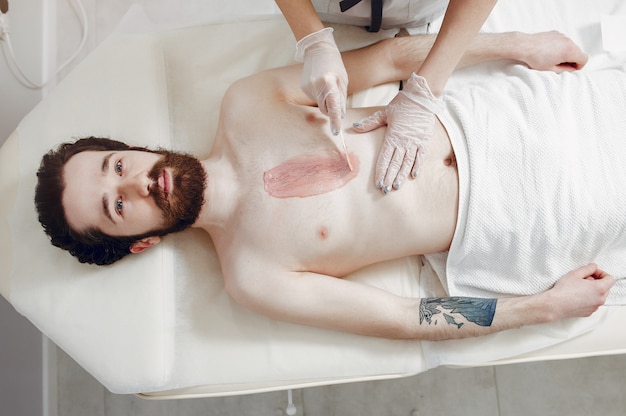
top-left (296, 27), bottom-right (348, 135)
top-left (353, 73), bottom-right (443, 193)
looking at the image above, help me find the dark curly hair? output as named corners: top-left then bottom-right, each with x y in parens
top-left (35, 137), bottom-right (159, 265)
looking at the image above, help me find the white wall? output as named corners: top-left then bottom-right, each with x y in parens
top-left (0, 0), bottom-right (53, 144)
top-left (0, 1), bottom-right (55, 415)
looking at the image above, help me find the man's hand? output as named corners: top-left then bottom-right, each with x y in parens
top-left (353, 73), bottom-right (443, 193)
top-left (296, 27), bottom-right (348, 135)
top-left (545, 263), bottom-right (615, 319)
top-left (522, 31), bottom-right (589, 73)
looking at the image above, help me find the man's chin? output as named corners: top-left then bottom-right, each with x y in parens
top-left (149, 150), bottom-right (207, 231)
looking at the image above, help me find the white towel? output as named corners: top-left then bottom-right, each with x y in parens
top-left (431, 65), bottom-right (626, 304)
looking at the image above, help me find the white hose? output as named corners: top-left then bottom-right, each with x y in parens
top-left (0, 0), bottom-right (88, 89)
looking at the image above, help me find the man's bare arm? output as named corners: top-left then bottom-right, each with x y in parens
top-left (226, 31), bottom-right (587, 121)
top-left (227, 263), bottom-right (614, 341)
top-left (341, 31), bottom-right (588, 96)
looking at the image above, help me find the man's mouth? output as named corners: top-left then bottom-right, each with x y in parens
top-left (158, 169), bottom-right (171, 199)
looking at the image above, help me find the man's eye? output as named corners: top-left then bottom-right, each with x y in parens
top-left (115, 161), bottom-right (123, 175)
top-left (115, 198), bottom-right (123, 214)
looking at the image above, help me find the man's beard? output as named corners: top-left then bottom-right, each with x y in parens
top-left (147, 149), bottom-right (207, 236)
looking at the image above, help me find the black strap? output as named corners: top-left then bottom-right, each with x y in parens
top-left (339, 0), bottom-right (360, 12)
top-left (339, 0), bottom-right (383, 33)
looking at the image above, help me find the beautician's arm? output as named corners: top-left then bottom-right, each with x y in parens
top-left (227, 263), bottom-right (613, 340)
top-left (354, 0), bottom-right (498, 192)
top-left (419, 0), bottom-right (498, 96)
top-left (275, 0), bottom-right (324, 40)
top-left (275, 0), bottom-right (348, 135)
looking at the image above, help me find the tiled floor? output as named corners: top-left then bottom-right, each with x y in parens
top-left (57, 346), bottom-right (626, 416)
top-left (51, 1), bottom-right (626, 415)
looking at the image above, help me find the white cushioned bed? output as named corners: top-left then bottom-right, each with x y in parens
top-left (1, 0), bottom-right (626, 398)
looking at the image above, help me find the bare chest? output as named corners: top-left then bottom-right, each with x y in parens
top-left (214, 106), bottom-right (459, 276)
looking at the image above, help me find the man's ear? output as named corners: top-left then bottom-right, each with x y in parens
top-left (129, 236), bottom-right (161, 254)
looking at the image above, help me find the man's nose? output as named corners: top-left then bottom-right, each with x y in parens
top-left (122, 173), bottom-right (152, 197)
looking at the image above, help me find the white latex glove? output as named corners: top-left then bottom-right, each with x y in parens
top-left (353, 73), bottom-right (443, 193)
top-left (296, 27), bottom-right (348, 135)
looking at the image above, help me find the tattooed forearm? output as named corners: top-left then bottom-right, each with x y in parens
top-left (419, 297), bottom-right (497, 329)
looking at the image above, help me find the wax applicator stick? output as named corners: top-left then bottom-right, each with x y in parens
top-left (339, 130), bottom-right (353, 171)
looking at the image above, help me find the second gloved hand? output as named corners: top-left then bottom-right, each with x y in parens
top-left (296, 27), bottom-right (348, 135)
top-left (353, 73), bottom-right (443, 193)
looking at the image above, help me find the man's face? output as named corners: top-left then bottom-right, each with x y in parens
top-left (62, 148), bottom-right (205, 238)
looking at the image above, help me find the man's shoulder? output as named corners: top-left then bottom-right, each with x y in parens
top-left (219, 244), bottom-right (290, 308)
top-left (217, 235), bottom-right (282, 279)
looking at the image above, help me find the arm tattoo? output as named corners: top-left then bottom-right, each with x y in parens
top-left (419, 297), bottom-right (497, 329)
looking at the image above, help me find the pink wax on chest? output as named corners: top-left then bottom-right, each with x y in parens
top-left (263, 152), bottom-right (359, 198)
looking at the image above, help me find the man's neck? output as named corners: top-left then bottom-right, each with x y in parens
top-left (192, 158), bottom-right (238, 232)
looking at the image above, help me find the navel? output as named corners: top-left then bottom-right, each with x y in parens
top-left (444, 152), bottom-right (457, 168)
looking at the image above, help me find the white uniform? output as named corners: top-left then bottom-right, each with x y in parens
top-left (312, 0), bottom-right (448, 30)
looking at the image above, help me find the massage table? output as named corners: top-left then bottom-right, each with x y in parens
top-left (2, 0), bottom-right (626, 399)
